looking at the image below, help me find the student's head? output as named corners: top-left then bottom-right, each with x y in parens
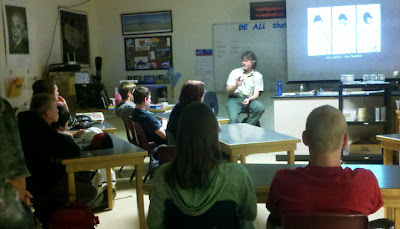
top-left (51, 105), bottom-right (70, 131)
top-left (30, 93), bottom-right (59, 124)
top-left (303, 105), bottom-right (347, 156)
top-left (179, 80), bottom-right (205, 103)
top-left (119, 82), bottom-right (136, 101)
top-left (363, 12), bottom-right (372, 24)
top-left (166, 102), bottom-right (220, 189)
top-left (241, 51), bottom-right (257, 70)
top-left (133, 86), bottom-right (151, 105)
top-left (32, 80), bottom-right (56, 96)
top-left (338, 14), bottom-right (348, 24)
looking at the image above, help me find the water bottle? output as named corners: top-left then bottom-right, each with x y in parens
top-left (277, 80), bottom-right (282, 96)
top-left (300, 84), bottom-right (304, 95)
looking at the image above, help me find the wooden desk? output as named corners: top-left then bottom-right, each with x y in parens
top-left (376, 134), bottom-right (400, 165)
top-left (243, 163), bottom-right (400, 228)
top-left (62, 135), bottom-right (147, 229)
top-left (70, 121), bottom-right (117, 134)
top-left (154, 112), bottom-right (230, 125)
top-left (219, 123), bottom-right (300, 163)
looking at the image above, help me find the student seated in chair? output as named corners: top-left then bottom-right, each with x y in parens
top-left (132, 86), bottom-right (167, 145)
top-left (115, 81), bottom-right (136, 119)
top-left (147, 103), bottom-right (257, 229)
top-left (51, 105), bottom-right (85, 138)
top-left (266, 105), bottom-right (383, 228)
top-left (17, 93), bottom-right (97, 225)
top-left (17, 79), bottom-right (69, 115)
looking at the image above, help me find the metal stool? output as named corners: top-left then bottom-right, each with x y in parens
top-left (240, 107), bottom-right (260, 127)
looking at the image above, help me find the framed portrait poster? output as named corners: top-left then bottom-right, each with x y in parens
top-left (60, 8), bottom-right (90, 67)
top-left (2, 1), bottom-right (32, 67)
top-left (124, 36), bottom-right (173, 71)
top-left (121, 11), bottom-right (172, 35)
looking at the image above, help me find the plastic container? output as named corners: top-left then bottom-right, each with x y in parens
top-left (277, 80), bottom-right (282, 96)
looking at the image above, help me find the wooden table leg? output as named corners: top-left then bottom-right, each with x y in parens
top-left (240, 155), bottom-right (246, 164)
top-left (67, 172), bottom-right (76, 201)
top-left (287, 150), bottom-right (295, 164)
top-left (395, 208), bottom-right (400, 229)
top-left (230, 151), bottom-right (238, 163)
top-left (135, 164), bottom-right (145, 229)
top-left (384, 208), bottom-right (394, 221)
top-left (106, 168), bottom-right (113, 210)
top-left (383, 148), bottom-right (394, 165)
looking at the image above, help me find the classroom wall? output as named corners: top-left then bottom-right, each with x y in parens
top-left (0, 0), bottom-right (99, 107)
top-left (0, 0), bottom-right (283, 130)
top-left (94, 0), bottom-right (282, 130)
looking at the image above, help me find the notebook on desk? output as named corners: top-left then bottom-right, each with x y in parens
top-left (75, 112), bottom-right (105, 124)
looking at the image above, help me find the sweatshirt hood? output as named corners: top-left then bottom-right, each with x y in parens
top-left (169, 163), bottom-right (227, 216)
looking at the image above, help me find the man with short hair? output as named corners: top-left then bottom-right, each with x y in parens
top-left (132, 86), bottom-right (167, 145)
top-left (18, 93), bottom-right (97, 224)
top-left (226, 51), bottom-right (265, 125)
top-left (115, 81), bottom-right (136, 119)
top-left (266, 105), bottom-right (383, 227)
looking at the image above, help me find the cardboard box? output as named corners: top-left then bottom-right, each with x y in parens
top-left (349, 138), bottom-right (382, 155)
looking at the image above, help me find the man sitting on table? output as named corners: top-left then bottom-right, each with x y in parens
top-left (266, 105), bottom-right (383, 228)
top-left (132, 86), bottom-right (167, 145)
top-left (115, 81), bottom-right (136, 119)
top-left (17, 93), bottom-right (97, 224)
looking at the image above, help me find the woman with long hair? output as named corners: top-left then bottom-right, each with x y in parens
top-left (166, 80), bottom-right (205, 142)
top-left (147, 102), bottom-right (257, 228)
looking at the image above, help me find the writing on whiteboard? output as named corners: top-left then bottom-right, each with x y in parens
top-left (238, 23), bottom-right (266, 31)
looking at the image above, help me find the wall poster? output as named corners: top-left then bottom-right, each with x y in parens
top-left (124, 36), bottom-right (173, 71)
top-left (60, 8), bottom-right (90, 67)
top-left (2, 1), bottom-right (32, 67)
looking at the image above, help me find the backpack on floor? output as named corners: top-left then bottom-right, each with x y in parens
top-left (91, 169), bottom-right (117, 209)
top-left (48, 202), bottom-right (99, 229)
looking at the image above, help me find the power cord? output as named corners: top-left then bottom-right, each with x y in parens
top-left (44, 0), bottom-right (91, 73)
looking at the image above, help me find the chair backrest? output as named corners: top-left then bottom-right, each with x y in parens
top-left (122, 117), bottom-right (138, 145)
top-left (157, 145), bottom-right (176, 166)
top-left (164, 199), bottom-right (240, 229)
top-left (203, 91), bottom-right (218, 115)
top-left (282, 213), bottom-right (369, 229)
top-left (122, 117), bottom-right (153, 151)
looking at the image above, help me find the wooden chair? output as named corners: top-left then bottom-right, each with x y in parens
top-left (164, 199), bottom-right (240, 229)
top-left (282, 213), bottom-right (369, 229)
top-left (120, 117), bottom-right (157, 181)
top-left (157, 145), bottom-right (176, 167)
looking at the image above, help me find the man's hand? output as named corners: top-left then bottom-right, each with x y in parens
top-left (23, 190), bottom-right (33, 206)
top-left (236, 76), bottom-right (244, 87)
top-left (241, 98), bottom-right (250, 105)
top-left (73, 129), bottom-right (85, 138)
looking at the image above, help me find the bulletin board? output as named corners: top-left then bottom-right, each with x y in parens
top-left (124, 36), bottom-right (173, 71)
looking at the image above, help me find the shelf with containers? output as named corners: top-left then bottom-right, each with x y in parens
top-left (338, 82), bottom-right (392, 163)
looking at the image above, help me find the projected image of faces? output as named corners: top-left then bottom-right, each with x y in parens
top-left (307, 4), bottom-right (381, 56)
top-left (332, 6), bottom-right (356, 55)
top-left (307, 7), bottom-right (331, 56)
top-left (357, 4), bottom-right (381, 53)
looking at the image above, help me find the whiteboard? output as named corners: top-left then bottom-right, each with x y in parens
top-left (212, 20), bottom-right (287, 92)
